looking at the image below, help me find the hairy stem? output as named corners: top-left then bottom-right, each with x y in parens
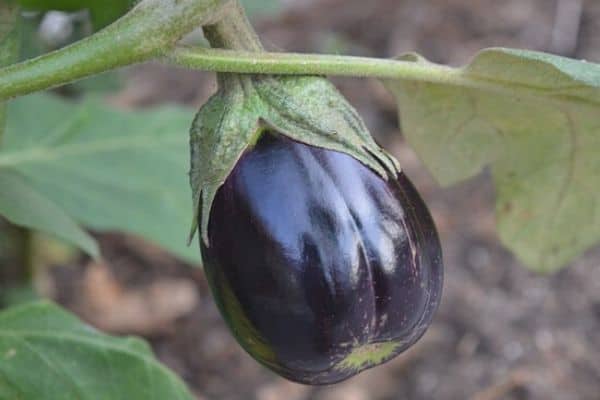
top-left (203, 0), bottom-right (263, 51)
top-left (165, 47), bottom-right (596, 108)
top-left (202, 0), bottom-right (262, 91)
top-left (0, 1), bottom-right (19, 145)
top-left (0, 0), bottom-right (228, 101)
top-left (0, 2), bottom-right (590, 108)
top-left (0, 3), bottom-right (36, 290)
top-left (0, 222), bottom-right (36, 304)
top-left (168, 46), bottom-right (456, 81)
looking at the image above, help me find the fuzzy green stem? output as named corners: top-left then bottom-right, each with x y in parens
top-left (203, 1), bottom-right (263, 51)
top-left (0, 1), bottom-right (19, 146)
top-left (0, 0), bottom-right (228, 101)
top-left (165, 47), bottom-right (598, 108)
top-left (0, 3), bottom-right (36, 290)
top-left (202, 0), bottom-right (262, 91)
top-left (18, 228), bottom-right (34, 283)
top-left (0, 4), bottom-right (593, 107)
top-left (169, 46), bottom-right (456, 81)
top-left (0, 222), bottom-right (34, 300)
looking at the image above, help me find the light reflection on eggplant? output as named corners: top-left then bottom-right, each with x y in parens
top-left (201, 132), bottom-right (443, 385)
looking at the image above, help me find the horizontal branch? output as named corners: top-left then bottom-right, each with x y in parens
top-left (167, 46), bottom-right (457, 81)
top-left (0, 0), bottom-right (227, 101)
top-left (165, 46), bottom-right (598, 108)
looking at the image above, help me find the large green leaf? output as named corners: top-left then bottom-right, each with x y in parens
top-left (385, 48), bottom-right (600, 272)
top-left (16, 0), bottom-right (136, 29)
top-left (0, 169), bottom-right (98, 257)
top-left (0, 94), bottom-right (199, 263)
top-left (0, 301), bottom-right (194, 400)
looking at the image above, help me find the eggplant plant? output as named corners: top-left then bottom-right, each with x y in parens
top-left (0, 0), bottom-right (599, 397)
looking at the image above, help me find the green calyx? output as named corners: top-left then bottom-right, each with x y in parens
top-left (188, 0), bottom-right (399, 246)
top-left (188, 73), bottom-right (401, 246)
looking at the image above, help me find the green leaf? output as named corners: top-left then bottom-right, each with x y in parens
top-left (0, 169), bottom-right (99, 257)
top-left (0, 94), bottom-right (199, 263)
top-left (385, 48), bottom-right (600, 272)
top-left (0, 301), bottom-right (194, 400)
top-left (16, 0), bottom-right (136, 29)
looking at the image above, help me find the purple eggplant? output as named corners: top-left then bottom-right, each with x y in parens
top-left (200, 132), bottom-right (443, 385)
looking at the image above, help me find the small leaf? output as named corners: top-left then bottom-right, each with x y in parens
top-left (0, 94), bottom-right (199, 263)
top-left (0, 168), bottom-right (99, 258)
top-left (385, 48), bottom-right (600, 272)
top-left (0, 301), bottom-right (194, 400)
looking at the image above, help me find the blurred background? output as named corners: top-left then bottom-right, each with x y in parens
top-left (2, 0), bottom-right (600, 399)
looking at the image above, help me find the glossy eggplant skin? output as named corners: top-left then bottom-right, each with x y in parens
top-left (200, 133), bottom-right (443, 385)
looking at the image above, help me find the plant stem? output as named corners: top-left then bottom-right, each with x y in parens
top-left (0, 221), bottom-right (35, 303)
top-left (0, 1), bottom-right (594, 107)
top-left (203, 1), bottom-right (263, 51)
top-left (0, 0), bottom-right (228, 101)
top-left (18, 228), bottom-right (34, 283)
top-left (0, 4), bottom-right (36, 292)
top-left (168, 46), bottom-right (456, 81)
top-left (165, 47), bottom-right (598, 108)
top-left (201, 0), bottom-right (262, 91)
top-left (0, 1), bottom-right (19, 145)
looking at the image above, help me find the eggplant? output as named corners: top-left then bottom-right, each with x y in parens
top-left (200, 132), bottom-right (443, 385)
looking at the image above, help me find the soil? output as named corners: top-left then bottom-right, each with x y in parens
top-left (39, 0), bottom-right (600, 399)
